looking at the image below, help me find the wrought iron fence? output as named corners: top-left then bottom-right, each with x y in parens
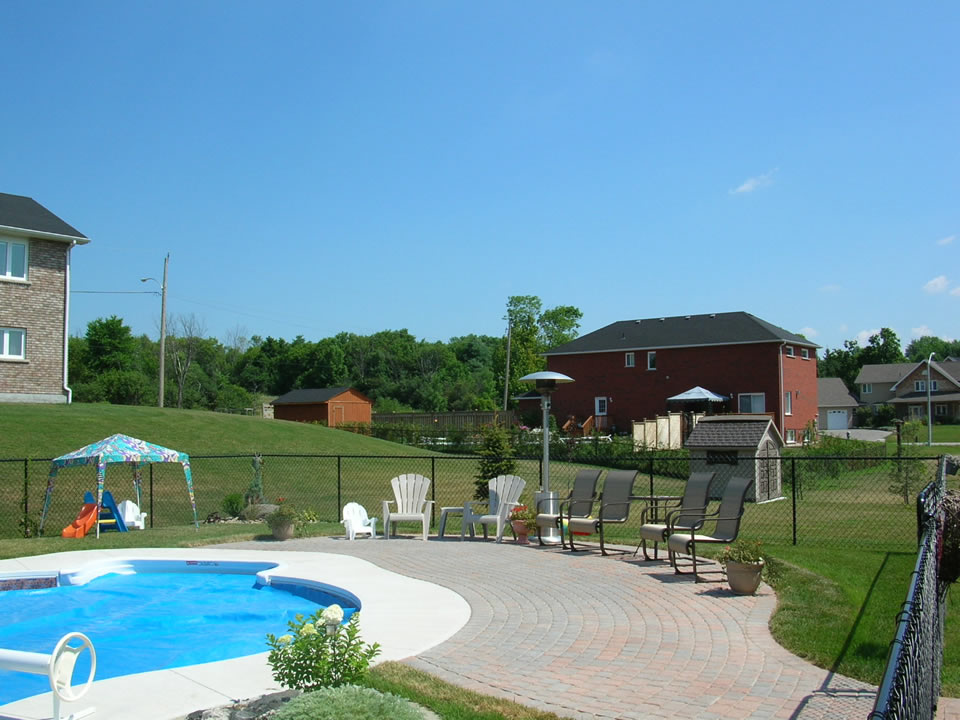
top-left (868, 456), bottom-right (953, 720)
top-left (0, 453), bottom-right (941, 549)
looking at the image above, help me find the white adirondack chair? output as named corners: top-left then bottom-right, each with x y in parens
top-left (382, 474), bottom-right (434, 541)
top-left (461, 475), bottom-right (526, 542)
top-left (341, 502), bottom-right (377, 540)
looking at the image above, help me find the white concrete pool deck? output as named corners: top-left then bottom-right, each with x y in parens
top-left (0, 547), bottom-right (470, 720)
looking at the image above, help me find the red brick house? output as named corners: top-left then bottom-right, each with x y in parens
top-left (0, 193), bottom-right (89, 404)
top-left (543, 311), bottom-right (819, 444)
top-left (271, 387), bottom-right (372, 427)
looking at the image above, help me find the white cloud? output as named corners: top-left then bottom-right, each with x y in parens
top-left (951, 287), bottom-right (960, 297)
top-left (923, 275), bottom-right (949, 294)
top-left (855, 328), bottom-right (881, 345)
top-left (938, 235), bottom-right (955, 246)
top-left (730, 168), bottom-right (777, 195)
top-left (800, 326), bottom-right (818, 338)
top-left (912, 325), bottom-right (934, 338)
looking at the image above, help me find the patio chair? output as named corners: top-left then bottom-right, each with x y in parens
top-left (341, 502), bottom-right (377, 540)
top-left (535, 468), bottom-right (601, 548)
top-left (566, 470), bottom-right (639, 555)
top-left (461, 475), bottom-right (526, 542)
top-left (382, 474), bottom-right (434, 541)
top-left (666, 475), bottom-right (755, 582)
top-left (636, 471), bottom-right (716, 560)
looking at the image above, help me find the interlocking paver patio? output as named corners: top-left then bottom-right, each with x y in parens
top-left (223, 535), bottom-right (960, 719)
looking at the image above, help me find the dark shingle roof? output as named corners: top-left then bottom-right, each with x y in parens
top-left (272, 387), bottom-right (355, 405)
top-left (685, 415), bottom-right (776, 448)
top-left (854, 363), bottom-right (916, 385)
top-left (0, 193), bottom-right (88, 241)
top-left (817, 377), bottom-right (860, 408)
top-left (545, 311), bottom-right (817, 356)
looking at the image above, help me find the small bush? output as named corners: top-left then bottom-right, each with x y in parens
top-left (474, 424), bottom-right (516, 499)
top-left (221, 493), bottom-right (245, 518)
top-left (272, 685), bottom-right (424, 720)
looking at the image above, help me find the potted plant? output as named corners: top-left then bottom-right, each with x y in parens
top-left (717, 539), bottom-right (765, 595)
top-left (267, 498), bottom-right (298, 540)
top-left (508, 504), bottom-right (537, 544)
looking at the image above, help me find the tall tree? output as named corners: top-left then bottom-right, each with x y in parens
top-left (169, 313), bottom-right (207, 409)
top-left (905, 336), bottom-right (958, 362)
top-left (85, 316), bottom-right (137, 373)
top-left (817, 340), bottom-right (862, 392)
top-left (859, 328), bottom-right (905, 366)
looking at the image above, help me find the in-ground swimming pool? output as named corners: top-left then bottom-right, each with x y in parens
top-left (0, 559), bottom-right (358, 706)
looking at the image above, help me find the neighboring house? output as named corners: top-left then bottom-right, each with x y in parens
top-left (543, 311), bottom-right (819, 444)
top-left (0, 193), bottom-right (88, 404)
top-left (817, 377), bottom-right (860, 430)
top-left (855, 360), bottom-right (960, 422)
top-left (271, 387), bottom-right (372, 427)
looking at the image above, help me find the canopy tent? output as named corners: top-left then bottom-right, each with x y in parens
top-left (40, 434), bottom-right (198, 537)
top-left (667, 386), bottom-right (728, 402)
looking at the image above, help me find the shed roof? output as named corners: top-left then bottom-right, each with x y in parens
top-left (817, 377), bottom-right (860, 408)
top-left (545, 311), bottom-right (816, 356)
top-left (272, 387), bottom-right (366, 405)
top-left (0, 192), bottom-right (88, 242)
top-left (685, 415), bottom-right (781, 448)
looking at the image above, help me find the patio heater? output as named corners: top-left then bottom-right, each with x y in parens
top-left (520, 371), bottom-right (574, 545)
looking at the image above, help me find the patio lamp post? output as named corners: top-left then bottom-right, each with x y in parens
top-left (520, 371), bottom-right (574, 545)
top-left (141, 253), bottom-right (169, 408)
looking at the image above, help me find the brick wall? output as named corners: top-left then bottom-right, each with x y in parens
top-left (0, 238), bottom-right (68, 400)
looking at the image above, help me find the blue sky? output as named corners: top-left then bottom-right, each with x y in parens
top-left (3, 2), bottom-right (958, 353)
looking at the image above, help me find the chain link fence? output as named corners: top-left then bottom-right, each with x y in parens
top-left (0, 453), bottom-right (941, 548)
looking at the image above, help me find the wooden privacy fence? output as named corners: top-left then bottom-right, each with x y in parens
top-left (371, 410), bottom-right (514, 430)
top-left (632, 412), bottom-right (705, 449)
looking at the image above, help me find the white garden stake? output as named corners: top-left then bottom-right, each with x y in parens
top-left (0, 632), bottom-right (96, 720)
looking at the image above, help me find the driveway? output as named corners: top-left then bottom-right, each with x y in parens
top-left (820, 429), bottom-right (892, 442)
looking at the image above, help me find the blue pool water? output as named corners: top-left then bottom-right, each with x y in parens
top-left (0, 571), bottom-right (357, 705)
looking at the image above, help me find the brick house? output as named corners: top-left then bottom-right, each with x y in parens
top-left (0, 193), bottom-right (88, 403)
top-left (543, 311), bottom-right (819, 444)
top-left (271, 387), bottom-right (373, 427)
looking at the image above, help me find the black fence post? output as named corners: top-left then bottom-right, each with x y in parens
top-left (149, 465), bottom-right (154, 528)
top-left (648, 456), bottom-right (654, 497)
top-left (337, 456), bottom-right (342, 522)
top-left (22, 459), bottom-right (28, 537)
top-left (431, 457), bottom-right (436, 526)
top-left (791, 458), bottom-right (797, 546)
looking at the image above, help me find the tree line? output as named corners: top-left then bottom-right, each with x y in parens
top-left (67, 295), bottom-right (582, 413)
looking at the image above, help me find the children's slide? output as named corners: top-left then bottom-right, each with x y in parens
top-left (62, 504), bottom-right (98, 539)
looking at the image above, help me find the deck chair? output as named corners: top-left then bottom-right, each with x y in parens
top-left (636, 471), bottom-right (716, 560)
top-left (461, 475), bottom-right (526, 542)
top-left (535, 468), bottom-right (601, 548)
top-left (341, 502), bottom-right (377, 540)
top-left (667, 475), bottom-right (755, 582)
top-left (382, 474), bottom-right (434, 540)
top-left (566, 470), bottom-right (638, 555)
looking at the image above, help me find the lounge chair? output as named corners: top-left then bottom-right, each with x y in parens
top-left (535, 468), bottom-right (601, 548)
top-left (461, 475), bottom-right (526, 542)
top-left (566, 470), bottom-right (639, 555)
top-left (341, 502), bottom-right (377, 540)
top-left (667, 475), bottom-right (755, 582)
top-left (636, 471), bottom-right (716, 560)
top-left (382, 474), bottom-right (434, 540)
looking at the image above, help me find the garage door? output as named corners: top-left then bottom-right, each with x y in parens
top-left (826, 410), bottom-right (848, 430)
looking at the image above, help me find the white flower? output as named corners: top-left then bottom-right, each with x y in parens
top-left (277, 634), bottom-right (293, 646)
top-left (321, 604), bottom-right (344, 625)
top-left (299, 622), bottom-right (317, 636)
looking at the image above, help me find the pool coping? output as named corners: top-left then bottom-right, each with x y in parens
top-left (0, 547), bottom-right (471, 720)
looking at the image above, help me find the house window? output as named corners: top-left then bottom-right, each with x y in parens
top-left (738, 393), bottom-right (765, 413)
top-left (801, 348), bottom-right (810, 360)
top-left (932, 380), bottom-right (939, 391)
top-left (706, 451), bottom-right (738, 465)
top-left (861, 383), bottom-right (873, 395)
top-left (785, 346), bottom-right (795, 357)
top-left (647, 351), bottom-right (656, 370)
top-left (786, 429), bottom-right (797, 444)
top-left (784, 392), bottom-right (792, 415)
top-left (594, 397), bottom-right (608, 416)
top-left (909, 405), bottom-right (923, 418)
top-left (936, 404), bottom-right (948, 417)
top-left (624, 352), bottom-right (635, 368)
top-left (0, 239), bottom-right (28, 281)
top-left (0, 328), bottom-right (25, 359)
top-left (915, 381), bottom-right (926, 393)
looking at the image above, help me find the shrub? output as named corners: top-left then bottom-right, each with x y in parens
top-left (266, 502), bottom-right (299, 532)
top-left (717, 539), bottom-right (764, 566)
top-left (272, 685), bottom-right (424, 720)
top-left (221, 493), bottom-right (245, 518)
top-left (246, 453), bottom-right (264, 506)
top-left (474, 424), bottom-right (516, 499)
top-left (266, 607), bottom-right (381, 691)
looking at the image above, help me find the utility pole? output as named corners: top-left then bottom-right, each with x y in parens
top-left (502, 322), bottom-right (512, 412)
top-left (159, 253), bottom-right (168, 408)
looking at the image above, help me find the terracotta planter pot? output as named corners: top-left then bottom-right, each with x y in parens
top-left (271, 520), bottom-right (295, 540)
top-left (725, 560), bottom-right (764, 595)
top-left (511, 520), bottom-right (530, 544)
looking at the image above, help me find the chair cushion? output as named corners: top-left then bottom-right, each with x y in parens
top-left (667, 532), bottom-right (730, 554)
top-left (638, 523), bottom-right (668, 542)
top-left (535, 513), bottom-right (560, 527)
top-left (566, 517), bottom-right (598, 534)
top-left (388, 512), bottom-right (426, 522)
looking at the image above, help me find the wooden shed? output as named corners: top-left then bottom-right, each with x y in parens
top-left (685, 415), bottom-right (783, 503)
top-left (271, 387), bottom-right (372, 427)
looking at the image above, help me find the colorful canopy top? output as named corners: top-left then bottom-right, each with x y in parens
top-left (51, 433), bottom-right (189, 468)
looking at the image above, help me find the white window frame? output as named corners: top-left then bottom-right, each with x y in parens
top-left (594, 397), bottom-right (608, 416)
top-left (915, 380), bottom-right (926, 393)
top-left (784, 391), bottom-right (792, 415)
top-left (0, 328), bottom-right (25, 359)
top-left (624, 352), bottom-right (635, 368)
top-left (909, 405), bottom-right (923, 418)
top-left (785, 346), bottom-right (795, 357)
top-left (861, 383), bottom-right (873, 395)
top-left (0, 238), bottom-right (29, 281)
top-left (801, 348), bottom-right (810, 360)
top-left (935, 404), bottom-right (948, 417)
top-left (647, 351), bottom-right (656, 370)
top-left (786, 429), bottom-right (796, 444)
top-left (738, 392), bottom-right (765, 413)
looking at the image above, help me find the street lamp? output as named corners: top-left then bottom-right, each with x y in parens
top-left (520, 370), bottom-right (574, 545)
top-left (141, 253), bottom-right (169, 408)
top-left (927, 352), bottom-right (934, 447)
